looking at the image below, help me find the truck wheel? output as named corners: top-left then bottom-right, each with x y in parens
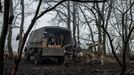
top-left (64, 54), bottom-right (72, 64)
top-left (58, 56), bottom-right (64, 64)
top-left (25, 52), bottom-right (30, 61)
top-left (34, 53), bottom-right (41, 65)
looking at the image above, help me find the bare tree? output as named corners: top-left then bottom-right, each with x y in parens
top-left (7, 0), bottom-right (14, 60)
top-left (72, 2), bottom-right (77, 46)
top-left (76, 10), bottom-right (80, 47)
top-left (0, 0), bottom-right (11, 75)
top-left (90, 0), bottom-right (134, 74)
top-left (118, 1), bottom-right (134, 74)
top-left (18, 0), bottom-right (24, 53)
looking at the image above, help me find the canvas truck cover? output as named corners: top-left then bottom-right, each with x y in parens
top-left (28, 26), bottom-right (72, 45)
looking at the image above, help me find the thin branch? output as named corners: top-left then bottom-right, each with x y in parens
top-left (35, 0), bottom-right (67, 20)
top-left (124, 1), bottom-right (134, 14)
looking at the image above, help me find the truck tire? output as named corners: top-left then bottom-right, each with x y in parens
top-left (34, 53), bottom-right (41, 65)
top-left (58, 56), bottom-right (64, 64)
top-left (25, 52), bottom-right (30, 61)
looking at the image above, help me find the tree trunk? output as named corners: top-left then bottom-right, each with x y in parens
top-left (18, 0), bottom-right (24, 52)
top-left (97, 15), bottom-right (102, 54)
top-left (7, 24), bottom-right (14, 59)
top-left (0, 0), bottom-right (10, 74)
top-left (103, 0), bottom-right (113, 55)
top-left (76, 11), bottom-right (80, 47)
top-left (7, 0), bottom-right (14, 60)
top-left (72, 2), bottom-right (77, 46)
top-left (67, 1), bottom-right (71, 30)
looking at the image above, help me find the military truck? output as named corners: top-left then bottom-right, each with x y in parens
top-left (24, 26), bottom-right (73, 64)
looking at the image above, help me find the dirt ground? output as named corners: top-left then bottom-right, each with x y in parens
top-left (3, 59), bottom-right (134, 75)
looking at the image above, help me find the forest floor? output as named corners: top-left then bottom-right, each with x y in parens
top-left (4, 58), bottom-right (134, 75)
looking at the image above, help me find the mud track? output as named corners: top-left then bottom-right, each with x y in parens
top-left (4, 59), bottom-right (134, 75)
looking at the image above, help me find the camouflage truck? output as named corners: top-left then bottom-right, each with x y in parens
top-left (24, 26), bottom-right (73, 64)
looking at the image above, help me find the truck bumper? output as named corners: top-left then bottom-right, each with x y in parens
top-left (41, 48), bottom-right (64, 56)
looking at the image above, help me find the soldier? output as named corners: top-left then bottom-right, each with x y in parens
top-left (42, 32), bottom-right (48, 47)
top-left (51, 36), bottom-right (56, 45)
top-left (59, 34), bottom-right (64, 46)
